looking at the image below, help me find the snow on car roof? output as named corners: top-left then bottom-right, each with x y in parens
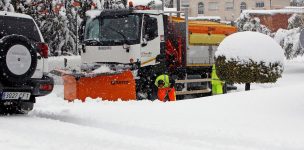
top-left (0, 11), bottom-right (33, 19)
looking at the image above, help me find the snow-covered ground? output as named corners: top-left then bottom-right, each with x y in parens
top-left (1, 56), bottom-right (304, 150)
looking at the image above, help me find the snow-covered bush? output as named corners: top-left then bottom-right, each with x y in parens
top-left (274, 13), bottom-right (304, 59)
top-left (215, 31), bottom-right (284, 91)
top-left (236, 12), bottom-right (271, 35)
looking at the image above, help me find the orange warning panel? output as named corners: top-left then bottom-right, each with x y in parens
top-left (63, 71), bottom-right (136, 102)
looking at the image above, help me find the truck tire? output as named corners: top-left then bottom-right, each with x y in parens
top-left (0, 35), bottom-right (37, 85)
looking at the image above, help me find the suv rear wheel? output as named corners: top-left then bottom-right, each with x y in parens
top-left (0, 35), bottom-right (37, 86)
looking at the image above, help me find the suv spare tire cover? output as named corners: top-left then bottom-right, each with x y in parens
top-left (0, 35), bottom-right (38, 85)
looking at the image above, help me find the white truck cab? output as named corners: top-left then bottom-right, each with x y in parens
top-left (81, 9), bottom-right (165, 69)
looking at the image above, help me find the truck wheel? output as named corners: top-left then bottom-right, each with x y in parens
top-left (0, 35), bottom-right (37, 86)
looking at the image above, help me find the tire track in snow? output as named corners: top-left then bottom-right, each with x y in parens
top-left (28, 109), bottom-right (295, 150)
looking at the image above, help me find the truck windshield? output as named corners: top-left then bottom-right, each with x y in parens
top-left (85, 14), bottom-right (141, 46)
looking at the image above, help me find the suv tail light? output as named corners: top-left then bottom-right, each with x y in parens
top-left (39, 84), bottom-right (53, 91)
top-left (37, 43), bottom-right (49, 58)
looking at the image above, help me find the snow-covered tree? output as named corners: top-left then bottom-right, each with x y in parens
top-left (274, 13), bottom-right (304, 59)
top-left (104, 0), bottom-right (127, 9)
top-left (288, 13), bottom-right (304, 29)
top-left (0, 0), bottom-right (15, 12)
top-left (291, 0), bottom-right (304, 6)
top-left (64, 0), bottom-right (78, 55)
top-left (236, 12), bottom-right (271, 35)
top-left (215, 31), bottom-right (284, 91)
top-left (146, 0), bottom-right (172, 9)
top-left (147, 0), bottom-right (155, 8)
top-left (161, 0), bottom-right (173, 7)
top-left (32, 0), bottom-right (76, 56)
top-left (40, 14), bottom-right (64, 55)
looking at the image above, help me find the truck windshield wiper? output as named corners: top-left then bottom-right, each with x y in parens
top-left (107, 26), bottom-right (129, 45)
top-left (84, 39), bottom-right (102, 45)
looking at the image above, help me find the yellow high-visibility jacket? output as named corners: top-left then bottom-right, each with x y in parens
top-left (155, 74), bottom-right (170, 88)
top-left (211, 64), bottom-right (224, 95)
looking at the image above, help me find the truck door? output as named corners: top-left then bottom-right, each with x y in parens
top-left (140, 15), bottom-right (162, 67)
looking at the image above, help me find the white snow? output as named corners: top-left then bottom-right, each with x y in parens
top-left (92, 65), bottom-right (112, 73)
top-left (1, 56), bottom-right (304, 150)
top-left (189, 16), bottom-right (221, 21)
top-left (131, 0), bottom-right (162, 6)
top-left (86, 9), bottom-right (102, 19)
top-left (242, 8), bottom-right (304, 15)
top-left (216, 31), bottom-right (285, 64)
top-left (1, 57), bottom-right (304, 149)
top-left (274, 28), bottom-right (301, 50)
top-left (48, 56), bottom-right (81, 71)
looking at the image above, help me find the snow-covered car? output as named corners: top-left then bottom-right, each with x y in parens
top-left (0, 11), bottom-right (54, 114)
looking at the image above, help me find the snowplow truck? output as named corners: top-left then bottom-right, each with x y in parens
top-left (73, 8), bottom-right (236, 101)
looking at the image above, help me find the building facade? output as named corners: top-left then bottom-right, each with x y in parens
top-left (172, 0), bottom-right (290, 21)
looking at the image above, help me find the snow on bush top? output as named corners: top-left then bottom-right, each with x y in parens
top-left (216, 31), bottom-right (285, 64)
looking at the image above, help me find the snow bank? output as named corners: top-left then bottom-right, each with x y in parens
top-left (216, 31), bottom-right (285, 64)
top-left (92, 65), bottom-right (113, 73)
top-left (48, 56), bottom-right (81, 85)
top-left (48, 56), bottom-right (81, 71)
top-left (24, 78), bottom-right (304, 150)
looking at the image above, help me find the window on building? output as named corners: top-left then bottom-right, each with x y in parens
top-left (225, 2), bottom-right (234, 11)
top-left (240, 2), bottom-right (247, 10)
top-left (256, 2), bottom-right (265, 8)
top-left (198, 2), bottom-right (204, 14)
top-left (209, 2), bottom-right (218, 11)
top-left (181, 0), bottom-right (189, 7)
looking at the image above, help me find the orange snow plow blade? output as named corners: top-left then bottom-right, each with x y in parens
top-left (62, 70), bottom-right (136, 101)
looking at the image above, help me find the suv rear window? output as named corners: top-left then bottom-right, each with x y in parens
top-left (0, 16), bottom-right (41, 42)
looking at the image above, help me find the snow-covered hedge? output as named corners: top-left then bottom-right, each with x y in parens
top-left (215, 32), bottom-right (284, 89)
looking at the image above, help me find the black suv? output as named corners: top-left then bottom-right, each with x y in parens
top-left (0, 11), bottom-right (54, 114)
